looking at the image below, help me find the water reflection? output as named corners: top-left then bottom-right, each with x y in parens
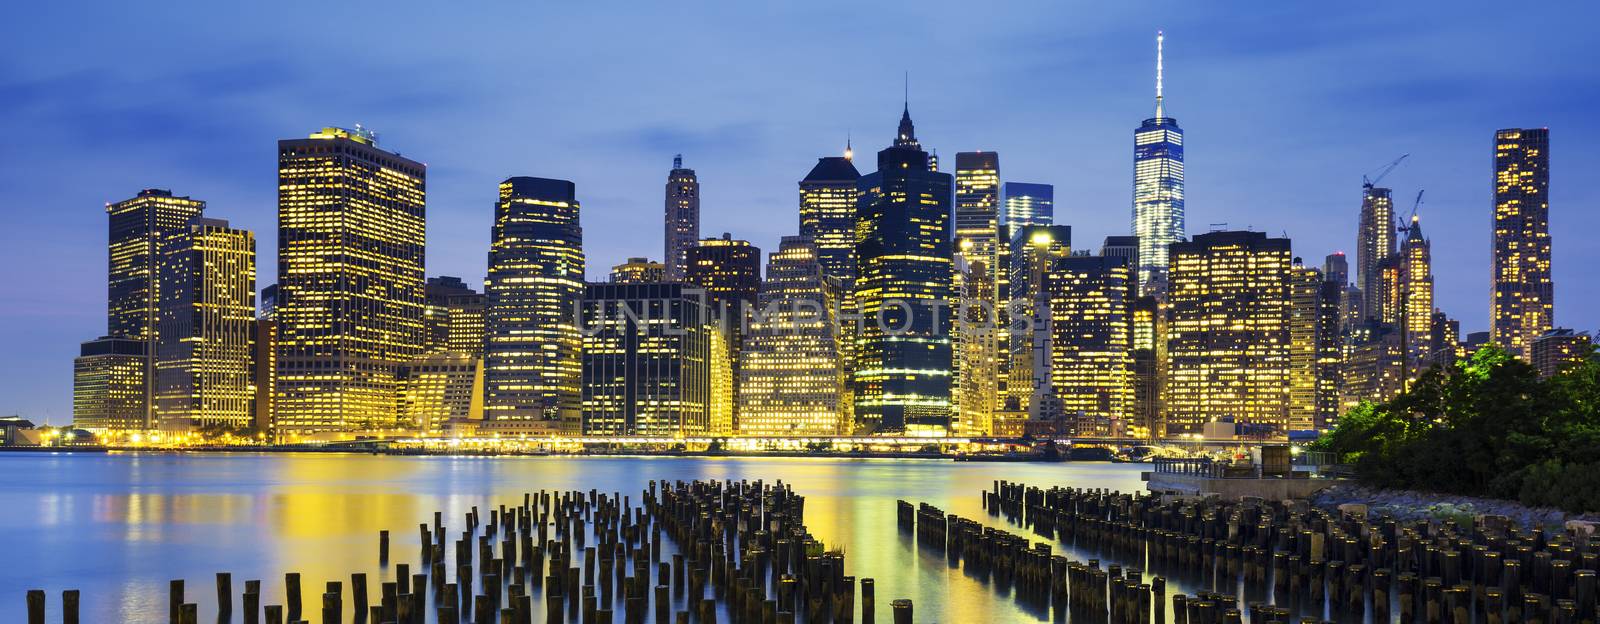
top-left (0, 453), bottom-right (1149, 622)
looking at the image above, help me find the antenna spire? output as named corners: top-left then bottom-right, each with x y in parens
top-left (1155, 30), bottom-right (1166, 119)
top-left (845, 130), bottom-right (853, 161)
top-left (903, 71), bottom-right (909, 112)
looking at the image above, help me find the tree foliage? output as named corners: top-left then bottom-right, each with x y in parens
top-left (1315, 344), bottom-right (1600, 512)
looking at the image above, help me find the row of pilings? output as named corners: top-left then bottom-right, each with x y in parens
top-left (894, 480), bottom-right (1599, 623)
top-left (26, 480), bottom-right (917, 624)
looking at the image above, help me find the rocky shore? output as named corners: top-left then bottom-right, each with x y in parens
top-left (1310, 482), bottom-right (1600, 532)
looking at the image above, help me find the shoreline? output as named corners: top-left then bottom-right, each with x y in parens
top-left (1310, 482), bottom-right (1600, 531)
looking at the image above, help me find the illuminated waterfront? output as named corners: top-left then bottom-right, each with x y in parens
top-left (2, 453), bottom-right (1164, 622)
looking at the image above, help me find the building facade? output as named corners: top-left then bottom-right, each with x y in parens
top-left (663, 155), bottom-right (700, 281)
top-left (799, 152), bottom-right (861, 285)
top-left (1165, 231), bottom-right (1292, 435)
top-left (396, 351), bottom-right (483, 435)
top-left (737, 236), bottom-right (847, 435)
top-left (1045, 255), bottom-right (1135, 437)
top-left (483, 177), bottom-right (584, 430)
top-left (154, 218), bottom-right (257, 432)
top-left (1399, 215), bottom-right (1434, 378)
top-left (275, 126), bottom-right (426, 433)
top-left (1491, 128), bottom-right (1553, 359)
top-left (1531, 329), bottom-right (1591, 378)
top-left (1001, 182), bottom-right (1054, 238)
top-left (580, 282), bottom-right (713, 436)
top-left (73, 337), bottom-right (148, 433)
top-left (424, 276), bottom-right (486, 357)
top-left (853, 108), bottom-right (954, 434)
top-left (1356, 186), bottom-right (1396, 323)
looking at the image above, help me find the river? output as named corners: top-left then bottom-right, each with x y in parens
top-left (0, 452), bottom-right (1271, 622)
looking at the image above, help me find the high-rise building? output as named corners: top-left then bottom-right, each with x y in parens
top-left (1289, 259), bottom-right (1342, 431)
top-left (424, 276), bottom-right (486, 356)
top-left (1340, 321), bottom-right (1405, 413)
top-left (738, 236), bottom-right (847, 436)
top-left (1398, 215), bottom-right (1434, 377)
top-left (1130, 296), bottom-right (1164, 438)
top-left (259, 284), bottom-right (280, 322)
top-left (483, 177), bottom-right (584, 431)
top-left (252, 318), bottom-right (276, 436)
top-left (1001, 182), bottom-right (1054, 238)
top-left (275, 126), bottom-right (426, 433)
top-left (580, 282), bottom-right (713, 436)
top-left (1356, 186), bottom-right (1396, 322)
top-left (105, 189), bottom-right (206, 429)
top-left (953, 254), bottom-right (999, 436)
top-left (1323, 252), bottom-right (1350, 287)
top-left (1045, 255), bottom-right (1135, 437)
top-left (154, 218), bottom-right (257, 433)
top-left (609, 258), bottom-right (666, 284)
top-left (954, 151), bottom-right (1002, 283)
top-left (1491, 128), bottom-right (1553, 359)
top-left (683, 234), bottom-right (762, 317)
top-left (799, 150), bottom-right (861, 285)
top-left (1166, 231), bottom-right (1292, 435)
top-left (663, 155), bottom-right (700, 281)
top-left (396, 351), bottom-right (483, 435)
top-left (684, 234), bottom-right (761, 431)
top-left (1132, 32), bottom-right (1186, 298)
top-left (1530, 329), bottom-right (1591, 378)
top-left (853, 107), bottom-right (954, 434)
top-left (107, 189), bottom-right (207, 343)
top-left (72, 337), bottom-right (148, 434)
top-left (1005, 226), bottom-right (1072, 417)
top-left (1426, 311), bottom-right (1461, 370)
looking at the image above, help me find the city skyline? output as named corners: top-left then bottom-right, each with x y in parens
top-left (5, 2), bottom-right (1599, 423)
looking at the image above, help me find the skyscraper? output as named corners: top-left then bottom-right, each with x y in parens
top-left (798, 149), bottom-right (861, 285)
top-left (953, 253), bottom-right (999, 436)
top-left (1001, 182), bottom-right (1054, 238)
top-left (275, 126), bottom-right (426, 433)
top-left (72, 337), bottom-right (148, 433)
top-left (1046, 255), bottom-right (1135, 437)
top-left (609, 258), bottom-right (666, 284)
top-left (1491, 128), bottom-right (1553, 359)
top-left (1356, 186), bottom-right (1396, 322)
top-left (105, 189), bottom-right (206, 429)
top-left (424, 276), bottom-right (486, 357)
top-left (580, 282), bottom-right (713, 436)
top-left (954, 151), bottom-right (1002, 281)
top-left (154, 218), bottom-right (257, 433)
top-left (1005, 226), bottom-right (1072, 418)
top-left (1166, 231), bottom-right (1292, 435)
top-left (684, 233), bottom-right (761, 431)
top-left (1399, 215), bottom-right (1434, 377)
top-left (1288, 259), bottom-right (1340, 431)
top-left (853, 106), bottom-right (954, 434)
top-left (396, 351), bottom-right (483, 435)
top-left (483, 177), bottom-right (585, 431)
top-left (738, 236), bottom-right (847, 436)
top-left (1132, 32), bottom-right (1186, 298)
top-left (1530, 329), bottom-right (1591, 378)
top-left (1130, 296), bottom-right (1164, 438)
top-left (663, 155), bottom-right (700, 281)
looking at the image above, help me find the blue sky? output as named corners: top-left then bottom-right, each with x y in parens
top-left (2, 2), bottom-right (1596, 423)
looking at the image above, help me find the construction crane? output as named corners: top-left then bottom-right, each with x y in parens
top-left (1398, 190), bottom-right (1425, 236)
top-left (1362, 154), bottom-right (1409, 190)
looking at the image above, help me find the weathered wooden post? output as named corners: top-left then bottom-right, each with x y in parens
top-left (169, 579), bottom-right (184, 624)
top-left (62, 589), bottom-right (80, 624)
top-left (889, 599), bottom-right (911, 624)
top-left (25, 589), bottom-right (44, 624)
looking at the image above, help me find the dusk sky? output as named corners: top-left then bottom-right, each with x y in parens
top-left (2, 2), bottom-right (1596, 423)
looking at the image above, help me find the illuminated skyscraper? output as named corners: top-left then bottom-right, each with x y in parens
top-left (663, 155), bottom-right (700, 281)
top-left (853, 107), bottom-right (954, 434)
top-left (1130, 296), bottom-right (1164, 438)
top-left (1005, 226), bottom-right (1071, 418)
top-left (1340, 321), bottom-right (1405, 413)
top-left (275, 126), bottom-right (426, 433)
top-left (1398, 215), bottom-right (1434, 377)
top-left (1491, 128), bottom-right (1553, 359)
top-left (483, 177), bottom-right (584, 431)
top-left (954, 253), bottom-right (999, 436)
top-left (1288, 259), bottom-right (1340, 431)
top-left (252, 318), bottom-right (275, 435)
top-left (954, 151), bottom-right (1002, 283)
top-left (1427, 311), bottom-right (1461, 370)
top-left (424, 276), bottom-right (486, 357)
top-left (1001, 182), bottom-right (1054, 238)
top-left (684, 234), bottom-right (761, 430)
top-left (154, 218), bottom-right (257, 433)
top-left (1045, 255), bottom-right (1135, 437)
top-left (396, 351), bottom-right (483, 435)
top-left (684, 234), bottom-right (762, 317)
top-left (738, 236), bottom-right (847, 435)
top-left (609, 257), bottom-right (665, 284)
top-left (1356, 186), bottom-right (1396, 322)
top-left (1166, 231), bottom-right (1292, 434)
top-left (1132, 32), bottom-right (1186, 298)
top-left (799, 150), bottom-right (862, 285)
top-left (72, 337), bottom-right (148, 433)
top-left (580, 282), bottom-right (713, 436)
top-left (105, 189), bottom-right (206, 429)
